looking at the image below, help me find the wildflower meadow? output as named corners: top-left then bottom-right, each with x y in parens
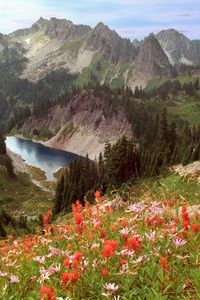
top-left (0, 191), bottom-right (200, 299)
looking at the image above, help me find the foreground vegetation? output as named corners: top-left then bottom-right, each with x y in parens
top-left (0, 189), bottom-right (199, 299)
top-left (0, 168), bottom-right (53, 218)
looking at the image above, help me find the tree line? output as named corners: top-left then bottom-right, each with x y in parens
top-left (54, 136), bottom-right (140, 214)
top-left (0, 135), bottom-right (15, 177)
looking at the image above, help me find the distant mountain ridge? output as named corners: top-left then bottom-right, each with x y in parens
top-left (0, 18), bottom-right (200, 89)
top-left (156, 29), bottom-right (200, 66)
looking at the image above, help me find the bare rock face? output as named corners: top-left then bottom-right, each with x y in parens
top-left (86, 22), bottom-right (138, 64)
top-left (192, 40), bottom-right (200, 65)
top-left (0, 34), bottom-right (6, 52)
top-left (3, 19), bottom-right (200, 88)
top-left (127, 35), bottom-right (173, 90)
top-left (156, 29), bottom-right (199, 65)
top-left (173, 161), bottom-right (200, 184)
top-left (20, 89), bottom-right (133, 159)
top-left (134, 35), bottom-right (172, 78)
top-left (44, 18), bottom-right (91, 40)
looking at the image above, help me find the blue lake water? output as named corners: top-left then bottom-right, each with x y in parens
top-left (5, 136), bottom-right (79, 180)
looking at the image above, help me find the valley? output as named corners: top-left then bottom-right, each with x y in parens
top-left (0, 12), bottom-right (200, 299)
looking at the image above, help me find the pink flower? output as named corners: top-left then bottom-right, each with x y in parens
top-left (10, 275), bottom-right (20, 283)
top-left (34, 256), bottom-right (46, 264)
top-left (102, 283), bottom-right (119, 297)
top-left (172, 237), bottom-right (187, 247)
top-left (145, 231), bottom-right (156, 242)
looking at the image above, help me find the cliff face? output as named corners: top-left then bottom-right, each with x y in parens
top-left (156, 29), bottom-right (200, 66)
top-left (127, 35), bottom-right (173, 90)
top-left (1, 19), bottom-right (200, 89)
top-left (20, 90), bottom-right (133, 159)
top-left (134, 35), bottom-right (172, 78)
top-left (43, 18), bottom-right (91, 40)
top-left (86, 22), bottom-right (138, 64)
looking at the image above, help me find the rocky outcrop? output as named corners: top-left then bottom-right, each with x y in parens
top-left (127, 35), bottom-right (173, 90)
top-left (156, 29), bottom-right (200, 66)
top-left (86, 22), bottom-right (138, 64)
top-left (19, 90), bottom-right (133, 159)
top-left (192, 40), bottom-right (200, 65)
top-left (172, 161), bottom-right (200, 184)
top-left (2, 19), bottom-right (200, 88)
top-left (44, 18), bottom-right (91, 40)
top-left (134, 35), bottom-right (172, 78)
top-left (0, 34), bottom-right (6, 53)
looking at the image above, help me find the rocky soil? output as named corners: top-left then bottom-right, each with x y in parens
top-left (172, 161), bottom-right (200, 184)
top-left (19, 89), bottom-right (133, 159)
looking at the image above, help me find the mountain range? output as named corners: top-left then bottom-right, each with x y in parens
top-left (1, 17), bottom-right (200, 89)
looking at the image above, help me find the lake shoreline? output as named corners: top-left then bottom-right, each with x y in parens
top-left (6, 135), bottom-right (78, 181)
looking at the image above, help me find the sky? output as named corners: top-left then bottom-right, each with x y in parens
top-left (0, 0), bottom-right (199, 40)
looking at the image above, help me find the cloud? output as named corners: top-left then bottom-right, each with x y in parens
top-left (0, 0), bottom-right (199, 40)
top-left (177, 13), bottom-right (194, 17)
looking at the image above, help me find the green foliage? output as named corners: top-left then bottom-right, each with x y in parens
top-left (54, 157), bottom-right (99, 213)
top-left (0, 135), bottom-right (6, 155)
top-left (104, 137), bottom-right (140, 186)
top-left (54, 136), bottom-right (140, 214)
top-left (0, 168), bottom-right (53, 217)
top-left (5, 156), bottom-right (15, 178)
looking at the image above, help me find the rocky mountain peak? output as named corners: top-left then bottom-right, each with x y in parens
top-left (31, 17), bottom-right (49, 32)
top-left (44, 18), bottom-right (91, 40)
top-left (94, 22), bottom-right (110, 32)
top-left (134, 34), bottom-right (172, 79)
top-left (86, 22), bottom-right (137, 64)
top-left (156, 29), bottom-right (193, 65)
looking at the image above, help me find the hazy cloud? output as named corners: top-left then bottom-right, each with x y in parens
top-left (0, 0), bottom-right (199, 39)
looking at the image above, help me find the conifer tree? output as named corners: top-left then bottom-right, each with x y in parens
top-left (54, 175), bottom-right (65, 214)
top-left (0, 135), bottom-right (6, 155)
top-left (5, 156), bottom-right (15, 178)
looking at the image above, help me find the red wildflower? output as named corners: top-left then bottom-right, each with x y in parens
top-left (63, 258), bottom-right (71, 268)
top-left (183, 220), bottom-right (190, 230)
top-left (191, 224), bottom-right (199, 232)
top-left (72, 200), bottom-right (83, 214)
top-left (182, 205), bottom-right (187, 212)
top-left (100, 230), bottom-right (107, 239)
top-left (146, 216), bottom-right (164, 227)
top-left (85, 201), bottom-right (93, 217)
top-left (174, 217), bottom-right (180, 224)
top-left (106, 240), bottom-right (118, 250)
top-left (43, 210), bottom-right (53, 227)
top-left (73, 251), bottom-right (83, 262)
top-left (40, 285), bottom-right (55, 300)
top-left (102, 244), bottom-right (115, 258)
top-left (102, 240), bottom-right (118, 258)
top-left (120, 218), bottom-right (128, 228)
top-left (100, 269), bottom-right (109, 277)
top-left (74, 213), bottom-right (84, 225)
top-left (182, 230), bottom-right (188, 238)
top-left (159, 257), bottom-right (169, 271)
top-left (126, 236), bottom-right (142, 253)
top-left (182, 211), bottom-right (189, 221)
top-left (119, 259), bottom-right (126, 266)
top-left (62, 270), bottom-right (80, 285)
top-left (95, 190), bottom-right (103, 203)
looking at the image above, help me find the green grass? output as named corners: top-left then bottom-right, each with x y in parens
top-left (0, 167), bottom-right (54, 218)
top-left (74, 55), bottom-right (109, 87)
top-left (128, 173), bottom-right (200, 206)
top-left (59, 36), bottom-right (86, 55)
top-left (74, 54), bottom-right (129, 89)
top-left (145, 91), bottom-right (200, 126)
top-left (1, 175), bottom-right (200, 299)
top-left (167, 96), bottom-right (200, 125)
top-left (146, 75), bottom-right (197, 91)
